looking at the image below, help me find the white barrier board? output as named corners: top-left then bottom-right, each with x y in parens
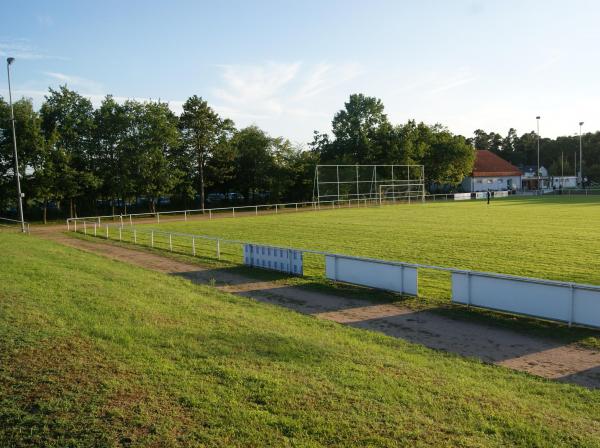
top-left (244, 244), bottom-right (303, 275)
top-left (494, 190), bottom-right (509, 198)
top-left (475, 192), bottom-right (486, 199)
top-left (325, 255), bottom-right (418, 295)
top-left (454, 193), bottom-right (471, 201)
top-left (452, 272), bottom-right (600, 327)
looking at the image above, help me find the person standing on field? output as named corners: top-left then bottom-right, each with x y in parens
top-left (487, 190), bottom-right (491, 204)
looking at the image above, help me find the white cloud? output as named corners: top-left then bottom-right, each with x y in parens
top-left (44, 72), bottom-right (105, 93)
top-left (211, 61), bottom-right (362, 127)
top-left (37, 15), bottom-right (54, 27)
top-left (0, 38), bottom-right (65, 60)
top-left (427, 69), bottom-right (478, 95)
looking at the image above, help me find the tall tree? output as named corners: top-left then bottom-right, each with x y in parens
top-left (0, 97), bottom-right (44, 213)
top-left (40, 86), bottom-right (98, 217)
top-left (325, 93), bottom-right (391, 164)
top-left (179, 96), bottom-right (232, 210)
top-left (93, 96), bottom-right (132, 214)
top-left (125, 101), bottom-right (181, 213)
top-left (231, 126), bottom-right (274, 200)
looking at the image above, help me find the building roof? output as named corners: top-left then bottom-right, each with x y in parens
top-left (472, 150), bottom-right (522, 177)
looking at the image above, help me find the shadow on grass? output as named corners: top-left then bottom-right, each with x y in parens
top-left (173, 267), bottom-right (600, 389)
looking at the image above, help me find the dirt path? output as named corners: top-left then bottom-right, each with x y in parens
top-left (38, 228), bottom-right (600, 389)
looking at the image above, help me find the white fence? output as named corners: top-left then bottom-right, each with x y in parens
top-left (454, 193), bottom-right (471, 201)
top-left (244, 244), bottom-right (303, 275)
top-left (325, 255), bottom-right (418, 295)
top-left (66, 198), bottom-right (384, 228)
top-left (452, 271), bottom-right (600, 328)
top-left (0, 217), bottom-right (30, 233)
top-left (66, 190), bottom-right (525, 229)
top-left (68, 222), bottom-right (600, 329)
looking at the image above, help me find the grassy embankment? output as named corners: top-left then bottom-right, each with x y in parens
top-left (1, 231), bottom-right (600, 446)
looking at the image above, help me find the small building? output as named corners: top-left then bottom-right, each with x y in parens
top-left (520, 165), bottom-right (550, 190)
top-left (551, 176), bottom-right (578, 189)
top-left (462, 150), bottom-right (522, 192)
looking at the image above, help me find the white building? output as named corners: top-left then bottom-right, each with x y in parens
top-left (462, 150), bottom-right (522, 192)
top-left (551, 176), bottom-right (578, 189)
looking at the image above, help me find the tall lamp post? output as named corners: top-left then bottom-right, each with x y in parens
top-left (536, 116), bottom-right (541, 192)
top-left (6, 57), bottom-right (25, 233)
top-left (579, 121), bottom-right (584, 187)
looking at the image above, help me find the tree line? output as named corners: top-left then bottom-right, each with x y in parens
top-left (1, 89), bottom-right (599, 221)
top-left (471, 128), bottom-right (600, 180)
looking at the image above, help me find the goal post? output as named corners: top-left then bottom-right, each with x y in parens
top-left (313, 164), bottom-right (425, 204)
top-left (378, 183), bottom-right (425, 205)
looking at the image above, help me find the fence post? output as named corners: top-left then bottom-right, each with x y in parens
top-left (67, 220), bottom-right (70, 231)
top-left (209, 210), bottom-right (212, 220)
top-left (120, 215), bottom-right (123, 226)
top-left (256, 206), bottom-right (258, 215)
top-left (129, 215), bottom-right (132, 226)
top-left (106, 225), bottom-right (109, 239)
top-left (119, 227), bottom-right (122, 242)
top-left (94, 223), bottom-right (97, 237)
top-left (151, 231), bottom-right (154, 247)
top-left (74, 220), bottom-right (77, 232)
top-left (569, 284), bottom-right (575, 327)
top-left (192, 237), bottom-right (196, 256)
top-left (466, 272), bottom-right (472, 306)
top-left (157, 213), bottom-right (160, 223)
top-left (133, 229), bottom-right (137, 244)
top-left (84, 221), bottom-right (87, 235)
top-left (184, 210), bottom-right (187, 221)
top-left (296, 203), bottom-right (298, 212)
top-left (275, 204), bottom-right (278, 214)
top-left (216, 239), bottom-right (220, 260)
top-left (232, 208), bottom-right (235, 217)
top-left (169, 233), bottom-right (173, 251)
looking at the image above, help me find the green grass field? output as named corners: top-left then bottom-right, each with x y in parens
top-left (139, 196), bottom-right (600, 299)
top-left (2, 231), bottom-right (600, 447)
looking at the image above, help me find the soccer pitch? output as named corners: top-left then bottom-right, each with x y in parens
top-left (142, 196), bottom-right (600, 296)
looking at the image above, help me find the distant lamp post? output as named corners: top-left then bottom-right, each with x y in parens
top-left (579, 121), bottom-right (584, 187)
top-left (536, 116), bottom-right (541, 192)
top-left (6, 57), bottom-right (25, 233)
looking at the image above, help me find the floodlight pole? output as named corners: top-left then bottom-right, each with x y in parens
top-left (6, 57), bottom-right (25, 233)
top-left (579, 121), bottom-right (584, 187)
top-left (536, 116), bottom-right (541, 193)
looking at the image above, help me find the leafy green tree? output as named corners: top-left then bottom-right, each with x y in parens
top-left (325, 93), bottom-right (391, 164)
top-left (125, 101), bottom-right (181, 213)
top-left (0, 97), bottom-right (44, 213)
top-left (179, 96), bottom-right (233, 210)
top-left (40, 86), bottom-right (98, 217)
top-left (93, 96), bottom-right (133, 214)
top-left (422, 129), bottom-right (474, 186)
top-left (231, 126), bottom-right (274, 200)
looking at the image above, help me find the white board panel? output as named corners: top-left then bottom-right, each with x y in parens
top-left (572, 288), bottom-right (600, 328)
top-left (454, 193), bottom-right (471, 201)
top-left (494, 190), bottom-right (509, 198)
top-left (244, 244), bottom-right (303, 275)
top-left (325, 255), bottom-right (418, 295)
top-left (452, 272), bottom-right (574, 323)
top-left (475, 192), bottom-right (487, 199)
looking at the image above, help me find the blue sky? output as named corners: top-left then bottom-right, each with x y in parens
top-left (1, 0), bottom-right (599, 143)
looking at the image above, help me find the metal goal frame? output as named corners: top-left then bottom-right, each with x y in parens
top-left (313, 164), bottom-right (425, 204)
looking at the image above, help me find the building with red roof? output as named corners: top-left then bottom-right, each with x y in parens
top-left (461, 150), bottom-right (523, 192)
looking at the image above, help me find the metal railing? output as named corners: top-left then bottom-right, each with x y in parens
top-left (0, 217), bottom-right (30, 233)
top-left (68, 222), bottom-right (600, 328)
top-left (65, 197), bottom-right (391, 229)
top-left (65, 188), bottom-right (600, 230)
